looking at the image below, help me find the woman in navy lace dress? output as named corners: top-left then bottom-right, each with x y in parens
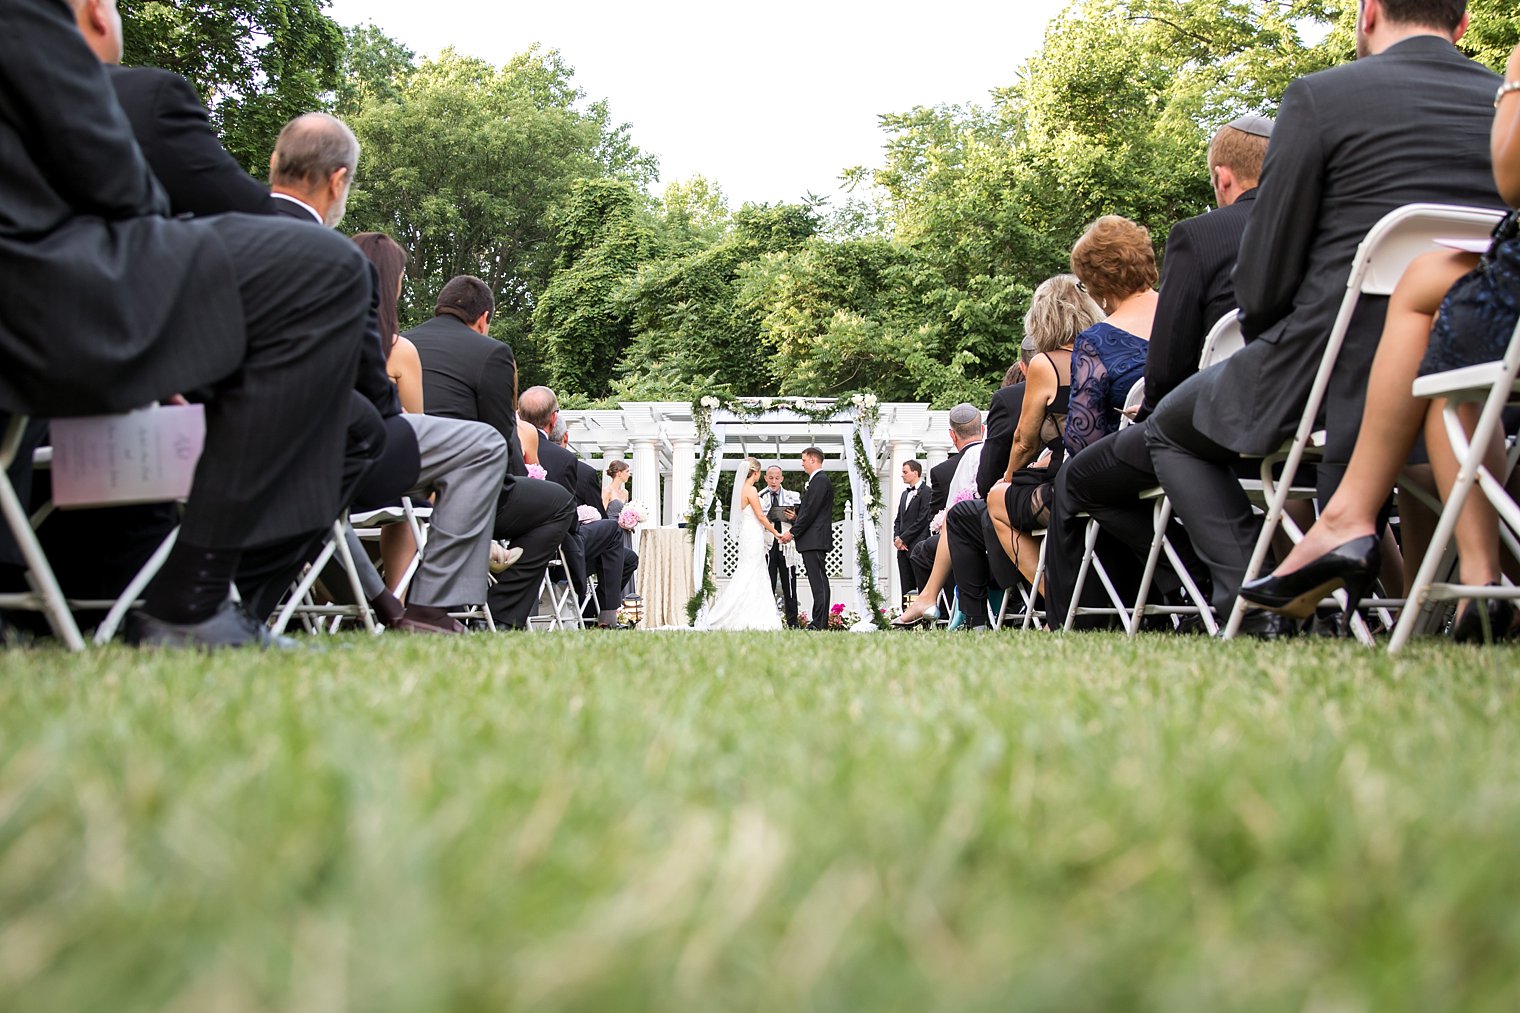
top-left (1062, 215), bottom-right (1159, 455)
top-left (1242, 47), bottom-right (1520, 640)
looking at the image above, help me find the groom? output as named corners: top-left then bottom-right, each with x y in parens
top-left (782, 447), bottom-right (834, 631)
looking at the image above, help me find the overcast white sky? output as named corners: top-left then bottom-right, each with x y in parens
top-left (324, 0), bottom-right (1071, 208)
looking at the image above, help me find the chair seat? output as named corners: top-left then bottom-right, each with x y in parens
top-left (1411, 361), bottom-right (1519, 402)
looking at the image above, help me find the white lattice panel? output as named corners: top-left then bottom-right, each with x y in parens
top-left (715, 521), bottom-right (846, 577)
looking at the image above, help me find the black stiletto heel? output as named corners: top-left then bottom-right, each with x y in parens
top-left (1238, 534), bottom-right (1381, 621)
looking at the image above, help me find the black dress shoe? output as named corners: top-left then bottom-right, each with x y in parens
top-left (1451, 589), bottom-right (1516, 645)
top-left (1234, 610), bottom-right (1301, 640)
top-left (125, 600), bottom-right (282, 650)
top-left (1238, 534), bottom-right (1381, 621)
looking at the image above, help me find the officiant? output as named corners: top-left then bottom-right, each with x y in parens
top-left (759, 465), bottom-right (801, 628)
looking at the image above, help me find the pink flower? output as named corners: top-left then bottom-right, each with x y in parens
top-left (576, 505), bottom-right (602, 525)
top-left (950, 486), bottom-right (978, 506)
top-left (831, 603), bottom-right (846, 615)
top-left (526, 464), bottom-right (547, 480)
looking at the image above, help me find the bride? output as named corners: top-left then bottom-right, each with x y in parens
top-left (697, 457), bottom-right (785, 631)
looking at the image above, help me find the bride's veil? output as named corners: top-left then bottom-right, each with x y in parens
top-left (728, 456), bottom-right (760, 531)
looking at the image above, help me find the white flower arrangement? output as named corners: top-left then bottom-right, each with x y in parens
top-left (699, 395), bottom-right (721, 410)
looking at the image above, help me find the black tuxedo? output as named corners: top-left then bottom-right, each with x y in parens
top-left (791, 470), bottom-right (834, 628)
top-left (107, 66), bottom-right (279, 218)
top-left (1148, 35), bottom-right (1503, 611)
top-left (0, 0), bottom-right (368, 556)
top-left (893, 481), bottom-right (930, 593)
top-left (406, 314), bottom-right (526, 477)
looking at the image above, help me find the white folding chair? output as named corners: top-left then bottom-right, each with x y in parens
top-left (528, 548), bottom-right (585, 630)
top-left (1389, 315), bottom-right (1520, 651)
top-left (1224, 202), bottom-right (1507, 640)
top-left (0, 415), bottom-right (85, 649)
top-left (269, 516), bottom-right (379, 636)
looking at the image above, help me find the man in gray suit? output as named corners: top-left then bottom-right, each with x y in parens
top-left (1145, 0), bottom-right (1503, 620)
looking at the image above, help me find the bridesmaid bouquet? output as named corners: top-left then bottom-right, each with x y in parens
top-left (618, 500), bottom-right (648, 530)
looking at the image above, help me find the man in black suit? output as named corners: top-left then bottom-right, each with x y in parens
top-left (0, 0), bottom-right (371, 648)
top-left (264, 113), bottom-right (513, 634)
top-left (1043, 115), bottom-right (1271, 625)
top-left (1146, 0), bottom-right (1502, 618)
top-left (758, 465), bottom-right (800, 626)
top-left (408, 281), bottom-right (575, 628)
top-left (944, 371), bottom-right (1028, 628)
top-left (892, 461), bottom-right (930, 595)
top-left (781, 447), bottom-right (834, 630)
top-left (518, 387), bottom-right (632, 627)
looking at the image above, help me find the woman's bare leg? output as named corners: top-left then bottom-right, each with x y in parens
top-left (380, 524), bottom-right (417, 597)
top-left (987, 481), bottom-right (1020, 562)
top-left (895, 524), bottom-right (956, 622)
top-left (1274, 250), bottom-right (1478, 574)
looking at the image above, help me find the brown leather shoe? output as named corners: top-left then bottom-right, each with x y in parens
top-left (394, 606), bottom-right (465, 635)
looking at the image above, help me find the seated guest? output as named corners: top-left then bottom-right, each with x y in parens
top-left (1146, 0), bottom-right (1500, 631)
top-left (1062, 216), bottom-right (1158, 455)
top-left (1, 0), bottom-right (372, 648)
top-left (938, 350), bottom-right (1038, 629)
top-left (890, 405), bottom-right (985, 627)
top-left (519, 386), bottom-right (633, 627)
top-left (1242, 52), bottom-right (1520, 640)
top-left (907, 444), bottom-right (962, 595)
top-left (407, 278), bottom-right (575, 628)
top-left (986, 275), bottom-right (1104, 587)
top-left (1044, 116), bottom-right (1270, 624)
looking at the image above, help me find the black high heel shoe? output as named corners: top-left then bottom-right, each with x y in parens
top-left (1237, 534), bottom-right (1381, 621)
top-left (1451, 587), bottom-right (1516, 645)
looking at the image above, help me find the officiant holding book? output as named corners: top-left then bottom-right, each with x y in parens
top-left (759, 465), bottom-right (801, 627)
top-left (781, 447), bottom-right (834, 631)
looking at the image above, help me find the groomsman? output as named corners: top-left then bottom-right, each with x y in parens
top-left (893, 460), bottom-right (930, 595)
top-left (781, 447), bottom-right (834, 630)
top-left (759, 465), bottom-right (800, 626)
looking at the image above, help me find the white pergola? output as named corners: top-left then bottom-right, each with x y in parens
top-left (560, 400), bottom-right (961, 602)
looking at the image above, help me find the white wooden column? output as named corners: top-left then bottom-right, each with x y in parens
top-left (629, 436), bottom-right (660, 527)
top-left (670, 436), bottom-right (696, 526)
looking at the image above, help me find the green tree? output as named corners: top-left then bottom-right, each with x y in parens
top-left (342, 46), bottom-right (656, 382)
top-left (121, 0), bottom-right (345, 172)
top-left (333, 23), bottom-right (416, 118)
top-left (535, 179), bottom-right (663, 397)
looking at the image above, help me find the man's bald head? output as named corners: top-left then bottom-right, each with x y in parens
top-left (518, 386), bottom-right (559, 431)
top-left (269, 113), bottom-right (359, 227)
top-left (72, 0), bottom-right (123, 64)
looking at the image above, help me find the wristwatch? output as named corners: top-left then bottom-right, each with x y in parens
top-left (1498, 79), bottom-right (1520, 108)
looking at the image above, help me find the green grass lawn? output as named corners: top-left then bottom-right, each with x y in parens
top-left (2, 631), bottom-right (1519, 1011)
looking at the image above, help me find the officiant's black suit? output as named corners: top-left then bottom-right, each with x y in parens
top-left (0, 0), bottom-right (368, 557)
top-left (760, 486), bottom-right (799, 626)
top-left (791, 471), bottom-right (834, 630)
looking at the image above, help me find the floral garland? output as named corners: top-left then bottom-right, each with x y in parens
top-left (684, 392), bottom-right (887, 627)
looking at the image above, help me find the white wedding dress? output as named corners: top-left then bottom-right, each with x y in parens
top-left (698, 503), bottom-right (783, 631)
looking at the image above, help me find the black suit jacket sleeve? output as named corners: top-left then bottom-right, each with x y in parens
top-left (0, 1), bottom-right (167, 220)
top-left (575, 461), bottom-right (604, 514)
top-left (1144, 222), bottom-right (1207, 414)
top-left (927, 456), bottom-right (957, 516)
top-left (107, 66), bottom-right (276, 218)
top-left (791, 475), bottom-right (828, 542)
top-left (479, 343), bottom-right (525, 475)
top-left (1233, 82), bottom-right (1321, 342)
top-left (978, 383), bottom-right (1025, 497)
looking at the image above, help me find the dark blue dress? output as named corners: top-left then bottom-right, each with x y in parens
top-left (1418, 213), bottom-right (1520, 376)
top-left (1065, 321), bottom-right (1148, 455)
